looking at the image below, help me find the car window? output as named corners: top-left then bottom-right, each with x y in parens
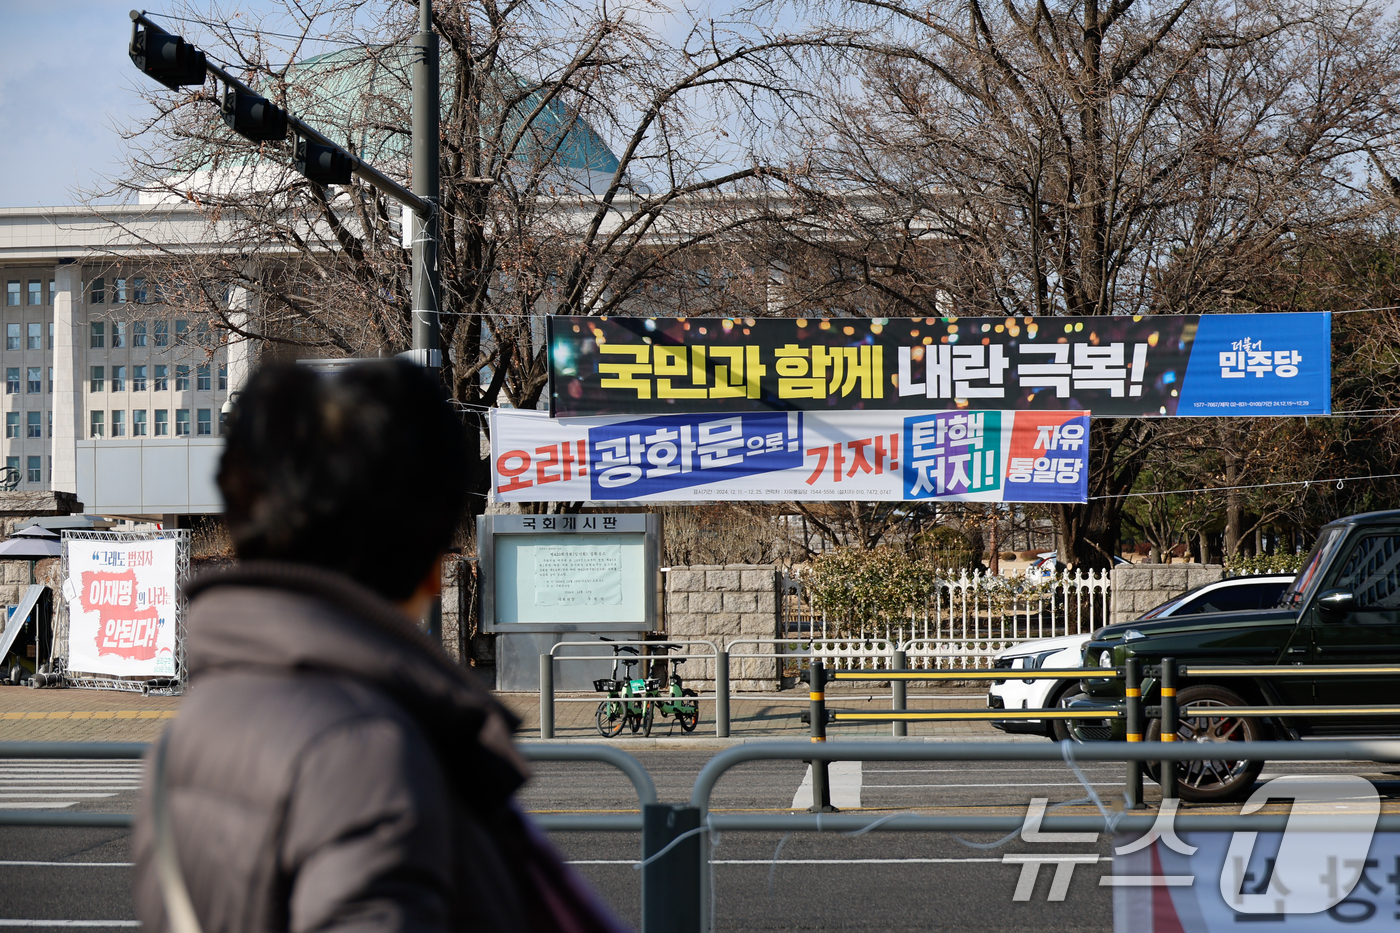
top-left (1330, 534), bottom-right (1400, 609)
top-left (1177, 582), bottom-right (1289, 615)
top-left (1281, 527), bottom-right (1344, 609)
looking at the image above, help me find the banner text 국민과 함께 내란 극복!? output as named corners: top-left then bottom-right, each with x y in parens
top-left (490, 408), bottom-right (1090, 503)
top-left (545, 313), bottom-right (1331, 418)
top-left (64, 538), bottom-right (179, 677)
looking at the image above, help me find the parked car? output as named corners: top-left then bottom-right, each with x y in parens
top-left (987, 574), bottom-right (1295, 742)
top-left (1024, 552), bottom-right (1128, 580)
top-left (1080, 509), bottom-right (1400, 802)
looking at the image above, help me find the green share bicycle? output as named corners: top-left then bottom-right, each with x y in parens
top-left (594, 640), bottom-right (700, 737)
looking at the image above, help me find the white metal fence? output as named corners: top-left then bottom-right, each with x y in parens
top-left (781, 568), bottom-right (1112, 670)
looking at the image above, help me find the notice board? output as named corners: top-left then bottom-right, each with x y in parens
top-left (477, 513), bottom-right (659, 633)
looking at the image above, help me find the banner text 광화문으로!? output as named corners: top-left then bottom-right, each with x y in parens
top-left (490, 408), bottom-right (1089, 503)
top-left (545, 313), bottom-right (1331, 418)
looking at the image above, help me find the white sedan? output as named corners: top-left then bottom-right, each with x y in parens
top-left (986, 574), bottom-right (1295, 740)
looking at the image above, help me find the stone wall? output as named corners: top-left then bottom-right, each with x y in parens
top-left (665, 564), bottom-right (782, 691)
top-left (1111, 562), bottom-right (1224, 625)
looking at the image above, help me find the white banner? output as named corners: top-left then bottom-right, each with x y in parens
top-left (64, 539), bottom-right (179, 677)
top-left (489, 408), bottom-right (1090, 503)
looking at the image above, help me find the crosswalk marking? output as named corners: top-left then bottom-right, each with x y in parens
top-left (0, 760), bottom-right (142, 810)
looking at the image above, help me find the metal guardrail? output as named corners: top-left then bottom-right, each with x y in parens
top-left (10, 735), bottom-right (1400, 933)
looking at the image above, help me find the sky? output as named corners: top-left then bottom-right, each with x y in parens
top-left (0, 1), bottom-right (153, 206)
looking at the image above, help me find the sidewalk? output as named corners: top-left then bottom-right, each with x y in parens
top-left (497, 683), bottom-right (1009, 743)
top-left (0, 684), bottom-right (180, 743)
top-left (1, 683), bottom-right (1015, 745)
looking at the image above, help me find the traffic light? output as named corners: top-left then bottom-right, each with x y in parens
top-left (295, 138), bottom-right (357, 185)
top-left (129, 23), bottom-right (207, 90)
top-left (221, 88), bottom-right (288, 142)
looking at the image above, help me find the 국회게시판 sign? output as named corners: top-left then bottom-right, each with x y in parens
top-left (490, 408), bottom-right (1091, 503)
top-left (546, 313), bottom-right (1331, 418)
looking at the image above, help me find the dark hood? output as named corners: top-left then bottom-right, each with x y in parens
top-left (183, 561), bottom-right (524, 803)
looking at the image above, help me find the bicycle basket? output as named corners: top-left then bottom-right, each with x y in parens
top-left (593, 678), bottom-right (619, 692)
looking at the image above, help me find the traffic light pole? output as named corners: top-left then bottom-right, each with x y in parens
top-left (409, 0), bottom-right (442, 374)
top-left (130, 11), bottom-right (429, 218)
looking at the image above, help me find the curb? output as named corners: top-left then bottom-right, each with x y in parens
top-left (520, 734), bottom-right (1050, 750)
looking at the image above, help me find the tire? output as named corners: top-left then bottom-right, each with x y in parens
top-left (596, 701), bottom-right (625, 738)
top-left (1146, 684), bottom-right (1265, 803)
top-left (1050, 683), bottom-right (1114, 743)
top-left (640, 699), bottom-right (654, 738)
top-left (677, 688), bottom-right (700, 733)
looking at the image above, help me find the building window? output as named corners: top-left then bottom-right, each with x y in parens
top-left (90, 366), bottom-right (104, 392)
top-left (133, 277), bottom-right (147, 303)
top-left (90, 411), bottom-right (105, 438)
top-left (5, 323), bottom-right (17, 350)
top-left (112, 365), bottom-right (126, 392)
top-left (196, 321), bottom-right (211, 346)
top-left (5, 457), bottom-right (17, 478)
top-left (175, 409), bottom-right (190, 436)
top-left (90, 322), bottom-right (105, 348)
top-left (196, 408), bottom-right (212, 436)
top-left (175, 320), bottom-right (189, 345)
top-left (133, 409), bottom-right (147, 436)
top-left (5, 368), bottom-right (18, 394)
top-left (154, 365), bottom-right (168, 391)
top-left (133, 322), bottom-right (147, 347)
top-left (47, 280), bottom-right (54, 306)
top-left (5, 413), bottom-right (17, 438)
top-left (26, 411), bottom-right (40, 439)
top-left (133, 365), bottom-right (147, 391)
top-left (27, 280), bottom-right (41, 306)
top-left (175, 365), bottom-right (189, 391)
top-left (5, 281), bottom-right (18, 306)
top-left (112, 322), bottom-right (126, 348)
top-left (218, 364), bottom-right (228, 391)
top-left (111, 410), bottom-right (126, 437)
top-left (196, 364), bottom-right (211, 391)
top-left (153, 320), bottom-right (169, 348)
top-left (47, 411), bottom-right (51, 437)
top-left (26, 367), bottom-right (39, 394)
top-left (114, 278), bottom-right (127, 304)
top-left (47, 322), bottom-right (52, 348)
top-left (154, 409), bottom-right (169, 436)
top-left (90, 278), bottom-right (105, 304)
top-left (27, 322), bottom-right (39, 350)
top-left (47, 367), bottom-right (52, 394)
top-left (26, 456), bottom-right (40, 485)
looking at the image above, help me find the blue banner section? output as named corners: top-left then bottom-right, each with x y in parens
top-left (1177, 312), bottom-right (1331, 415)
top-left (588, 411), bottom-right (801, 499)
top-left (903, 412), bottom-right (1004, 500)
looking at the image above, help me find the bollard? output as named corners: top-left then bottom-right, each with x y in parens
top-left (715, 649), bottom-right (730, 738)
top-left (808, 660), bottom-right (834, 812)
top-left (539, 653), bottom-right (554, 740)
top-left (891, 649), bottom-right (908, 738)
top-left (1124, 656), bottom-right (1143, 809)
top-left (641, 804), bottom-right (702, 933)
top-left (1159, 657), bottom-right (1178, 802)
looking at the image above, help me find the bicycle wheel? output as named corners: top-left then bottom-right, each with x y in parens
top-left (641, 697), bottom-right (655, 737)
top-left (596, 701), bottom-right (625, 738)
top-left (677, 688), bottom-right (700, 733)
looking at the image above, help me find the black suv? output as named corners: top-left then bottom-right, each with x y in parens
top-left (1082, 509), bottom-right (1400, 801)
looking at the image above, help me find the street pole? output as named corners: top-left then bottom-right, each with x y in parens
top-left (411, 0), bottom-right (441, 375)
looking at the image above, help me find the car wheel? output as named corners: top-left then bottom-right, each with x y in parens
top-left (1145, 684), bottom-right (1264, 803)
top-left (1051, 683), bottom-right (1113, 743)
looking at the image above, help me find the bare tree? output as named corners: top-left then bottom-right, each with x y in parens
top-left (107, 0), bottom-right (822, 507)
top-left (751, 0), bottom-right (1400, 565)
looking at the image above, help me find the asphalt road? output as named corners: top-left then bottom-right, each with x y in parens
top-left (5, 750), bottom-right (1400, 932)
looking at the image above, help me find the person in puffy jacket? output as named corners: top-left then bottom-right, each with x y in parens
top-left (133, 360), bottom-right (628, 933)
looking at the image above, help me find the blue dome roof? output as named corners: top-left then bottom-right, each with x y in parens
top-left (285, 47), bottom-right (621, 179)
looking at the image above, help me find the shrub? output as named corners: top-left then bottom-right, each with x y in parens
top-left (1225, 552), bottom-right (1308, 576)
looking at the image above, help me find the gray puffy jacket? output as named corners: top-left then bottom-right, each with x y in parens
top-left (133, 563), bottom-right (621, 933)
